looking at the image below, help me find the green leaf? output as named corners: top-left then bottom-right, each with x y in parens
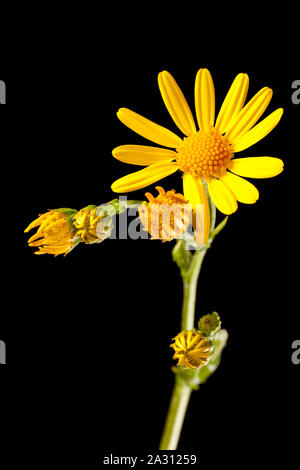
top-left (172, 240), bottom-right (192, 280)
top-left (211, 216), bottom-right (228, 238)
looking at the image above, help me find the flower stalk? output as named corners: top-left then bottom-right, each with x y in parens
top-left (159, 382), bottom-right (192, 451)
top-left (159, 195), bottom-right (221, 450)
top-left (159, 245), bottom-right (208, 450)
top-left (181, 248), bottom-right (208, 331)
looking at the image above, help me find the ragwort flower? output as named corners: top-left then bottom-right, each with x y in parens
top-left (112, 69), bottom-right (284, 242)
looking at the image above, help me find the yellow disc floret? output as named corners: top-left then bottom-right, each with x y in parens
top-left (176, 128), bottom-right (233, 179)
top-left (24, 210), bottom-right (74, 255)
top-left (138, 186), bottom-right (191, 241)
top-left (171, 330), bottom-right (212, 370)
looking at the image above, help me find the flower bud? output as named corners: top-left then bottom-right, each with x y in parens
top-left (138, 186), bottom-right (191, 241)
top-left (171, 330), bottom-right (212, 370)
top-left (25, 204), bottom-right (114, 256)
top-left (24, 208), bottom-right (78, 255)
top-left (73, 205), bottom-right (113, 244)
top-left (197, 312), bottom-right (221, 340)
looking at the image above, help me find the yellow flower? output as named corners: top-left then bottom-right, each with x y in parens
top-left (73, 205), bottom-right (110, 244)
top-left (171, 330), bottom-right (212, 370)
top-left (111, 69), bottom-right (284, 243)
top-left (138, 186), bottom-right (191, 241)
top-left (24, 209), bottom-right (76, 255)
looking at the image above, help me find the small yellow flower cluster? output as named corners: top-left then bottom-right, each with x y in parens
top-left (25, 206), bottom-right (110, 256)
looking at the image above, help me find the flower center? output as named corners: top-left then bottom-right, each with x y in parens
top-left (176, 128), bottom-right (233, 179)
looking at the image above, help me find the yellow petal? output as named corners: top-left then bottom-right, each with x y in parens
top-left (206, 177), bottom-right (238, 215)
top-left (226, 87), bottom-right (273, 142)
top-left (35, 246), bottom-right (70, 255)
top-left (228, 157), bottom-right (284, 178)
top-left (230, 108), bottom-right (284, 152)
top-left (183, 174), bottom-right (210, 244)
top-left (220, 171), bottom-right (259, 204)
top-left (194, 68), bottom-right (215, 131)
top-left (111, 162), bottom-right (179, 193)
top-left (158, 71), bottom-right (197, 136)
top-left (112, 145), bottom-right (176, 166)
top-left (24, 212), bottom-right (50, 232)
top-left (186, 331), bottom-right (193, 345)
top-left (188, 334), bottom-right (202, 349)
top-left (177, 357), bottom-right (185, 366)
top-left (117, 108), bottom-right (182, 148)
top-left (29, 239), bottom-right (70, 248)
top-left (178, 334), bottom-right (186, 349)
top-left (28, 233), bottom-right (43, 244)
top-left (37, 212), bottom-right (59, 234)
top-left (215, 73), bottom-right (249, 134)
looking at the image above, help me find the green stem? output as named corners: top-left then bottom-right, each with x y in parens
top-left (159, 382), bottom-right (192, 451)
top-left (159, 247), bottom-right (208, 450)
top-left (159, 196), bottom-right (219, 451)
top-left (181, 248), bottom-right (208, 331)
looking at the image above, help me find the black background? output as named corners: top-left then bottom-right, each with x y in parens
top-left (1, 7), bottom-right (300, 468)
